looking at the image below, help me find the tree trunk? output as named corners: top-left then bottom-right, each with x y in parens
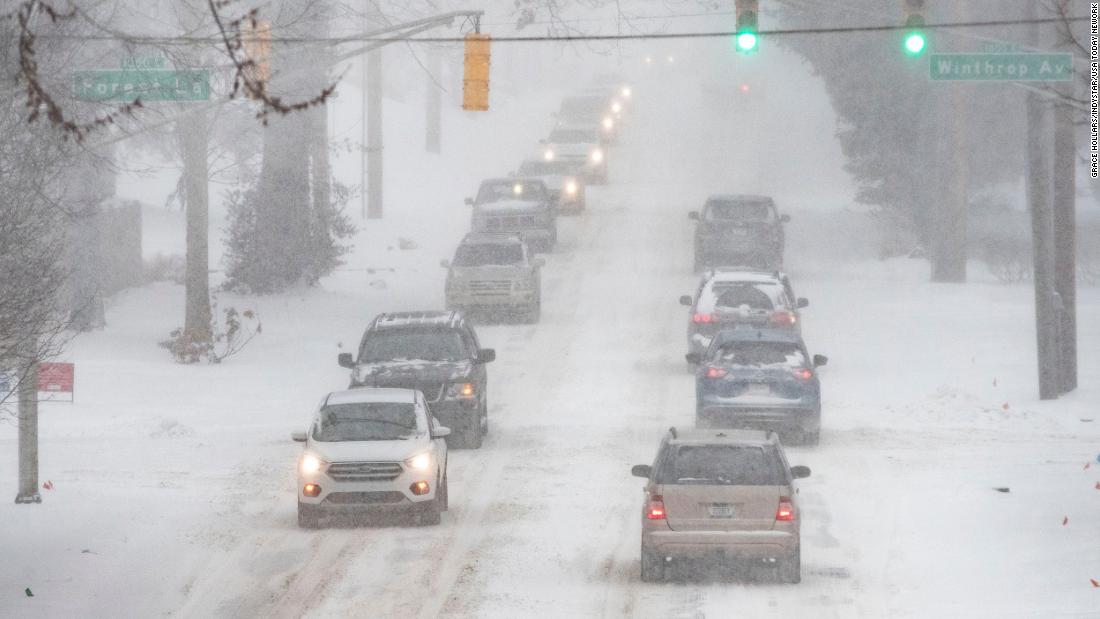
top-left (426, 48), bottom-right (442, 154)
top-left (1052, 97), bottom-right (1076, 393)
top-left (180, 108), bottom-right (212, 341)
top-left (367, 44), bottom-right (384, 219)
top-left (14, 355), bottom-right (40, 504)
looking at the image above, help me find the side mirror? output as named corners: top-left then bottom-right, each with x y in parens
top-left (431, 426), bottom-right (452, 439)
top-left (533, 257), bottom-right (546, 268)
top-left (688, 211), bottom-right (700, 221)
top-left (679, 295), bottom-right (693, 307)
top-left (440, 259), bottom-right (450, 269)
top-left (790, 465), bottom-right (811, 479)
top-left (780, 214), bottom-right (791, 223)
top-left (476, 349), bottom-right (496, 364)
top-left (685, 353), bottom-right (702, 365)
top-left (796, 297), bottom-right (809, 309)
top-left (813, 354), bottom-right (828, 367)
top-left (631, 464), bottom-right (652, 478)
top-left (464, 197), bottom-right (474, 206)
top-left (337, 352), bottom-right (355, 368)
top-left (291, 430), bottom-right (307, 443)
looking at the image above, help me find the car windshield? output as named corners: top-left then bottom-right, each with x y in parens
top-left (313, 402), bottom-right (420, 442)
top-left (359, 329), bottom-right (465, 363)
top-left (477, 180), bottom-right (546, 203)
top-left (711, 341), bottom-right (806, 367)
top-left (560, 97), bottom-right (605, 115)
top-left (453, 243), bottom-right (524, 267)
top-left (713, 284), bottom-right (776, 311)
top-left (549, 129), bottom-right (596, 144)
top-left (518, 160), bottom-right (575, 176)
top-left (658, 445), bottom-right (787, 485)
top-left (705, 201), bottom-right (776, 222)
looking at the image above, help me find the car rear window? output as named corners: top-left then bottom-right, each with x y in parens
top-left (314, 402), bottom-right (421, 442)
top-left (657, 445), bottom-right (787, 485)
top-left (711, 341), bottom-right (806, 368)
top-left (713, 284), bottom-right (775, 311)
top-left (705, 201), bottom-right (775, 222)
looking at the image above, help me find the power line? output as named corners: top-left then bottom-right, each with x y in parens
top-left (34, 15), bottom-right (1089, 45)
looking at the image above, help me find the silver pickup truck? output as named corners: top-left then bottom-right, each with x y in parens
top-left (443, 233), bottom-right (544, 323)
top-left (466, 178), bottom-right (557, 253)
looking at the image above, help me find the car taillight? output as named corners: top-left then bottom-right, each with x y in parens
top-left (646, 495), bottom-right (666, 520)
top-left (692, 313), bottom-right (714, 324)
top-left (769, 311), bottom-right (797, 326)
top-left (792, 368), bottom-right (814, 380)
top-left (705, 367), bottom-right (728, 379)
top-left (776, 497), bottom-right (795, 521)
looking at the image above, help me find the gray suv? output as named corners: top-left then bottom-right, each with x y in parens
top-left (690, 194), bottom-right (789, 272)
top-left (467, 178), bottom-right (557, 252)
top-left (631, 428), bottom-right (810, 583)
top-left (443, 233), bottom-right (544, 323)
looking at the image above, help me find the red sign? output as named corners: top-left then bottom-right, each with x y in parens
top-left (37, 362), bottom-right (75, 394)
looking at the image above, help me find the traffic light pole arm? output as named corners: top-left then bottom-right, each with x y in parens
top-left (330, 10), bottom-right (485, 65)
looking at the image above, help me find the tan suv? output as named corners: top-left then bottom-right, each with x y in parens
top-left (630, 428), bottom-right (811, 583)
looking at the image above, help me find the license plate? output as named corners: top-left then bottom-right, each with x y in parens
top-left (708, 505), bottom-right (734, 518)
top-left (744, 383), bottom-right (771, 396)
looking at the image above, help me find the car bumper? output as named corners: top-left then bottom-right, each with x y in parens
top-left (298, 472), bottom-right (439, 508)
top-left (447, 290), bottom-right (538, 308)
top-left (643, 529), bottom-right (797, 560)
top-left (698, 401), bottom-right (820, 433)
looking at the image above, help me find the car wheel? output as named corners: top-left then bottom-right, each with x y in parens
top-left (440, 473), bottom-right (449, 511)
top-left (461, 409), bottom-right (483, 449)
top-left (481, 398), bottom-right (489, 436)
top-left (419, 498), bottom-right (442, 526)
top-left (778, 546), bottom-right (801, 584)
top-left (640, 547), bottom-right (664, 583)
top-left (693, 250), bottom-right (703, 274)
top-left (297, 502), bottom-right (322, 529)
top-left (524, 299), bottom-right (541, 324)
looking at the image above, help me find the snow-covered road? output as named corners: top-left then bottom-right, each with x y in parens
top-left (3, 70), bottom-right (1099, 618)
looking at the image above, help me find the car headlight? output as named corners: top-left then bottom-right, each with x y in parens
top-left (621, 86), bottom-right (632, 98)
top-left (544, 149), bottom-right (555, 161)
top-left (602, 116), bottom-right (614, 131)
top-left (611, 101), bottom-right (622, 114)
top-left (405, 453), bottom-right (432, 471)
top-left (300, 453), bottom-right (326, 475)
top-left (564, 180), bottom-right (578, 195)
top-left (590, 149), bottom-right (604, 163)
top-left (446, 382), bottom-right (476, 399)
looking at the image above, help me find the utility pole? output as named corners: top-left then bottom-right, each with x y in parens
top-left (366, 8), bottom-right (384, 219)
top-left (930, 0), bottom-right (967, 283)
top-left (1051, 40), bottom-right (1077, 394)
top-left (15, 357), bottom-right (40, 504)
top-left (1025, 4), bottom-right (1062, 400)
top-left (426, 48), bottom-right (442, 154)
top-left (180, 107), bottom-right (212, 342)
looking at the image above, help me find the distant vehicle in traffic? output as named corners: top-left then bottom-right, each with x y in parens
top-left (443, 233), bottom-right (544, 323)
top-left (557, 95), bottom-right (619, 144)
top-left (680, 268), bottom-right (808, 362)
top-left (540, 125), bottom-right (608, 184)
top-left (686, 328), bottom-right (827, 445)
top-left (631, 427), bottom-right (811, 582)
top-left (293, 388), bottom-right (450, 528)
top-left (339, 311), bottom-right (496, 449)
top-left (690, 195), bottom-right (789, 272)
top-left (467, 178), bottom-right (557, 252)
top-left (516, 158), bottom-right (586, 214)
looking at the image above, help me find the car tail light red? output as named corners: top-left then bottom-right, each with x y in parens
top-left (769, 311), bottom-right (797, 327)
top-left (646, 495), bottom-right (666, 520)
top-left (692, 313), bottom-right (714, 324)
top-left (705, 366), bottom-right (728, 379)
top-left (776, 497), bottom-right (795, 521)
top-left (792, 368), bottom-right (814, 380)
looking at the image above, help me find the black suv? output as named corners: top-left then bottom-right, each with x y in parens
top-left (690, 194), bottom-right (789, 272)
top-left (338, 311), bottom-right (495, 449)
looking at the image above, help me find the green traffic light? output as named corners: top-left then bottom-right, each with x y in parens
top-left (904, 31), bottom-right (926, 56)
top-left (736, 32), bottom-right (758, 52)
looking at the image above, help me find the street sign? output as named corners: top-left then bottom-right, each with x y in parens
top-left (930, 53), bottom-right (1074, 81)
top-left (37, 362), bottom-right (74, 402)
top-left (73, 69), bottom-right (211, 102)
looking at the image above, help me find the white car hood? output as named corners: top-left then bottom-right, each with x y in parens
top-left (307, 436), bottom-right (429, 463)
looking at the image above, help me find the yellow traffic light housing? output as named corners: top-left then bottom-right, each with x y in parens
top-left (242, 19), bottom-right (272, 91)
top-left (463, 33), bottom-right (491, 111)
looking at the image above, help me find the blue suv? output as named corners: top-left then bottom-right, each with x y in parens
top-left (686, 329), bottom-right (827, 446)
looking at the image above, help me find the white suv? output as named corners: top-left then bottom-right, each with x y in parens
top-left (292, 388), bottom-right (450, 527)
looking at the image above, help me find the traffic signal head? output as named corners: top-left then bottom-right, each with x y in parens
top-left (735, 0), bottom-right (759, 53)
top-left (904, 30), bottom-right (927, 56)
top-left (901, 0), bottom-right (927, 57)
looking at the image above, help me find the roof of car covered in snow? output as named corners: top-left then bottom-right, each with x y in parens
top-left (324, 388), bottom-right (418, 405)
top-left (369, 311), bottom-right (464, 330)
top-left (703, 269), bottom-right (786, 285)
top-left (706, 194), bottom-right (775, 205)
top-left (666, 427), bottom-right (778, 446)
top-left (460, 232), bottom-right (526, 245)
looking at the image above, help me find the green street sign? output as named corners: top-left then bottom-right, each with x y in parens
top-left (929, 53), bottom-right (1074, 81)
top-left (73, 69), bottom-right (211, 102)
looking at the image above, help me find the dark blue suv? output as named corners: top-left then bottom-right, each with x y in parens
top-left (686, 328), bottom-right (827, 446)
